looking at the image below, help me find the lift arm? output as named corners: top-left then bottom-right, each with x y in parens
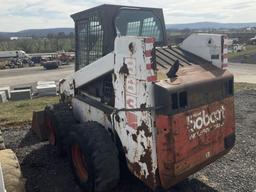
top-left (74, 52), bottom-right (114, 89)
top-left (59, 52), bottom-right (114, 98)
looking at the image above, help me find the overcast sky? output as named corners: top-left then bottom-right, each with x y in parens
top-left (0, 0), bottom-right (256, 32)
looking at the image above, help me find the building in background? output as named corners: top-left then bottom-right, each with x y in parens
top-left (10, 37), bottom-right (32, 40)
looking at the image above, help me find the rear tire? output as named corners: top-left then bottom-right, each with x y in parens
top-left (45, 103), bottom-right (76, 155)
top-left (68, 122), bottom-right (120, 192)
top-left (0, 149), bottom-right (25, 192)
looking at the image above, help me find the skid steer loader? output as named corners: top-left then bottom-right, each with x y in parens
top-left (38, 4), bottom-right (235, 192)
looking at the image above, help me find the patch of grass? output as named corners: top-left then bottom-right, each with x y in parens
top-left (228, 45), bottom-right (256, 58)
top-left (235, 83), bottom-right (256, 92)
top-left (0, 96), bottom-right (58, 127)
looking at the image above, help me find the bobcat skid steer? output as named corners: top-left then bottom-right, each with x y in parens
top-left (35, 4), bottom-right (235, 192)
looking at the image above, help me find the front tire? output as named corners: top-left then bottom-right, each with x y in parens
top-left (68, 122), bottom-right (120, 192)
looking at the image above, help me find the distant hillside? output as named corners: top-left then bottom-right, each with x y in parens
top-left (18, 28), bottom-right (74, 37)
top-left (0, 28), bottom-right (74, 38)
top-left (1, 22), bottom-right (256, 38)
top-left (166, 22), bottom-right (256, 29)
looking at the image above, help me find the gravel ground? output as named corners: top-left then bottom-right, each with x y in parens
top-left (1, 90), bottom-right (256, 192)
top-left (192, 90), bottom-right (256, 192)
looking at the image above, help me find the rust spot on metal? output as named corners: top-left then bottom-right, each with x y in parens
top-left (129, 162), bottom-right (141, 177)
top-left (127, 121), bottom-right (156, 188)
top-left (144, 83), bottom-right (147, 91)
top-left (131, 134), bottom-right (137, 142)
top-left (128, 160), bottom-right (156, 189)
top-left (125, 121), bottom-right (157, 188)
top-left (140, 103), bottom-right (146, 110)
top-left (115, 114), bottom-right (120, 123)
top-left (137, 121), bottom-right (152, 138)
top-left (139, 148), bottom-right (155, 189)
top-left (119, 62), bottom-right (129, 75)
top-left (140, 142), bottom-right (145, 150)
top-left (129, 42), bottom-right (135, 54)
top-left (123, 146), bottom-right (128, 154)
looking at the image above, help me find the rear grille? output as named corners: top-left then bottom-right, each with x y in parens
top-left (154, 77), bottom-right (234, 115)
top-left (155, 47), bottom-right (191, 70)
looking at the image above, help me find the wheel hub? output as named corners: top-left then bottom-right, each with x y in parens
top-left (46, 117), bottom-right (56, 145)
top-left (71, 144), bottom-right (88, 182)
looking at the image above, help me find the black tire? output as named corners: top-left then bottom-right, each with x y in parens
top-left (155, 187), bottom-right (167, 192)
top-left (0, 129), bottom-right (5, 150)
top-left (0, 149), bottom-right (25, 192)
top-left (68, 122), bottom-right (120, 192)
top-left (45, 103), bottom-right (76, 155)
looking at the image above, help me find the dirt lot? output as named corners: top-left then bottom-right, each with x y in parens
top-left (1, 89), bottom-right (255, 192)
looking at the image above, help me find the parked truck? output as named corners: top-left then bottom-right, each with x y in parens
top-left (41, 59), bottom-right (61, 70)
top-left (34, 4), bottom-right (235, 192)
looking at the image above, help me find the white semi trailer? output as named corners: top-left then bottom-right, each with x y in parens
top-left (0, 50), bottom-right (29, 59)
top-left (0, 50), bottom-right (32, 69)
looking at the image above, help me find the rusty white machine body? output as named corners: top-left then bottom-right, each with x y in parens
top-left (41, 4), bottom-right (235, 192)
